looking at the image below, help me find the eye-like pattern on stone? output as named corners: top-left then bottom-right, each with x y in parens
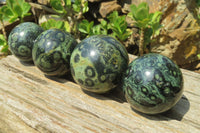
top-left (122, 53), bottom-right (183, 114)
top-left (70, 35), bottom-right (129, 93)
top-left (32, 29), bottom-right (77, 76)
top-left (8, 22), bottom-right (44, 61)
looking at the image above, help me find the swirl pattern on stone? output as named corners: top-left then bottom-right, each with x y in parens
top-left (8, 22), bottom-right (44, 61)
top-left (32, 29), bottom-right (77, 76)
top-left (122, 53), bottom-right (183, 114)
top-left (70, 35), bottom-right (129, 93)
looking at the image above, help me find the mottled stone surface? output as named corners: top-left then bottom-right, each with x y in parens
top-left (32, 29), bottom-right (77, 76)
top-left (122, 53), bottom-right (183, 114)
top-left (70, 35), bottom-right (129, 93)
top-left (8, 22), bottom-right (44, 61)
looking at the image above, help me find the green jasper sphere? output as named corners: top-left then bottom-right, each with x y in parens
top-left (122, 53), bottom-right (183, 114)
top-left (8, 22), bottom-right (44, 61)
top-left (32, 29), bottom-right (77, 76)
top-left (70, 35), bottom-right (129, 93)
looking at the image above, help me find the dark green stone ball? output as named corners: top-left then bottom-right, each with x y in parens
top-left (8, 22), bottom-right (44, 61)
top-left (122, 53), bottom-right (183, 114)
top-left (32, 29), bottom-right (77, 76)
top-left (70, 35), bottom-right (129, 93)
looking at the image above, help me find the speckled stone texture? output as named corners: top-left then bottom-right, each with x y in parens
top-left (8, 22), bottom-right (44, 61)
top-left (122, 53), bottom-right (183, 114)
top-left (70, 35), bottom-right (129, 93)
top-left (32, 29), bottom-right (77, 76)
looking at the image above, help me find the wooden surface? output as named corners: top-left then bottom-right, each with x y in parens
top-left (0, 55), bottom-right (200, 133)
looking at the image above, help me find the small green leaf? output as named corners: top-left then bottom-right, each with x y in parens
top-left (63, 21), bottom-right (70, 32)
top-left (78, 19), bottom-right (94, 35)
top-left (130, 4), bottom-right (137, 19)
top-left (56, 21), bottom-right (65, 29)
top-left (100, 20), bottom-right (107, 27)
top-left (50, 0), bottom-right (65, 14)
top-left (23, 13), bottom-right (32, 17)
top-left (78, 28), bottom-right (88, 34)
top-left (135, 7), bottom-right (149, 21)
top-left (92, 25), bottom-right (101, 35)
top-left (0, 34), bottom-right (8, 53)
top-left (82, 1), bottom-right (89, 13)
top-left (6, 0), bottom-right (15, 9)
top-left (0, 34), bottom-right (6, 45)
top-left (9, 15), bottom-right (18, 23)
top-left (22, 2), bottom-right (31, 15)
top-left (150, 11), bottom-right (162, 23)
top-left (65, 0), bottom-right (71, 6)
top-left (1, 6), bottom-right (14, 18)
top-left (14, 5), bottom-right (23, 17)
top-left (72, 4), bottom-right (80, 12)
top-left (78, 20), bottom-right (90, 34)
top-left (107, 11), bottom-right (130, 41)
top-left (138, 2), bottom-right (149, 12)
top-left (1, 45), bottom-right (9, 53)
top-left (87, 21), bottom-right (94, 33)
top-left (41, 19), bottom-right (66, 30)
top-left (197, 54), bottom-right (200, 59)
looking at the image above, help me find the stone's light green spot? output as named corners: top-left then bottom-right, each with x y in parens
top-left (156, 81), bottom-right (163, 88)
top-left (18, 45), bottom-right (31, 56)
top-left (87, 69), bottom-right (93, 77)
top-left (70, 35), bottom-right (129, 93)
top-left (12, 33), bottom-right (18, 42)
top-left (122, 53), bottom-right (184, 114)
top-left (173, 71), bottom-right (177, 76)
top-left (164, 87), bottom-right (170, 94)
top-left (150, 95), bottom-right (156, 100)
top-left (41, 58), bottom-right (51, 68)
top-left (32, 29), bottom-right (77, 76)
top-left (142, 87), bottom-right (147, 92)
top-left (56, 32), bottom-right (65, 42)
top-left (152, 89), bottom-right (157, 93)
top-left (155, 74), bottom-right (160, 80)
top-left (100, 75), bottom-right (106, 81)
top-left (8, 22), bottom-right (44, 61)
top-left (53, 52), bottom-right (61, 61)
top-left (158, 63), bottom-right (162, 67)
top-left (127, 87), bottom-right (132, 95)
top-left (86, 80), bottom-right (93, 86)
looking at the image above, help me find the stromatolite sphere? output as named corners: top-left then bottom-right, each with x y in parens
top-left (70, 35), bottom-right (129, 93)
top-left (122, 53), bottom-right (183, 114)
top-left (32, 29), bottom-right (77, 76)
top-left (8, 22), bottom-right (44, 61)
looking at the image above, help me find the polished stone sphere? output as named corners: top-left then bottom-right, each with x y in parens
top-left (8, 22), bottom-right (44, 61)
top-left (122, 53), bottom-right (183, 114)
top-left (70, 35), bottom-right (129, 93)
top-left (32, 29), bottom-right (77, 76)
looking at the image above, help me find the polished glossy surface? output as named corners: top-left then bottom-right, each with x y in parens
top-left (8, 22), bottom-right (44, 61)
top-left (122, 53), bottom-right (183, 114)
top-left (70, 35), bottom-right (129, 93)
top-left (32, 29), bottom-right (77, 76)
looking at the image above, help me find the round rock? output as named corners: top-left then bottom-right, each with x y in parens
top-left (70, 35), bottom-right (129, 93)
top-left (8, 22), bottom-right (44, 61)
top-left (32, 29), bottom-right (77, 76)
top-left (122, 53), bottom-right (183, 114)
